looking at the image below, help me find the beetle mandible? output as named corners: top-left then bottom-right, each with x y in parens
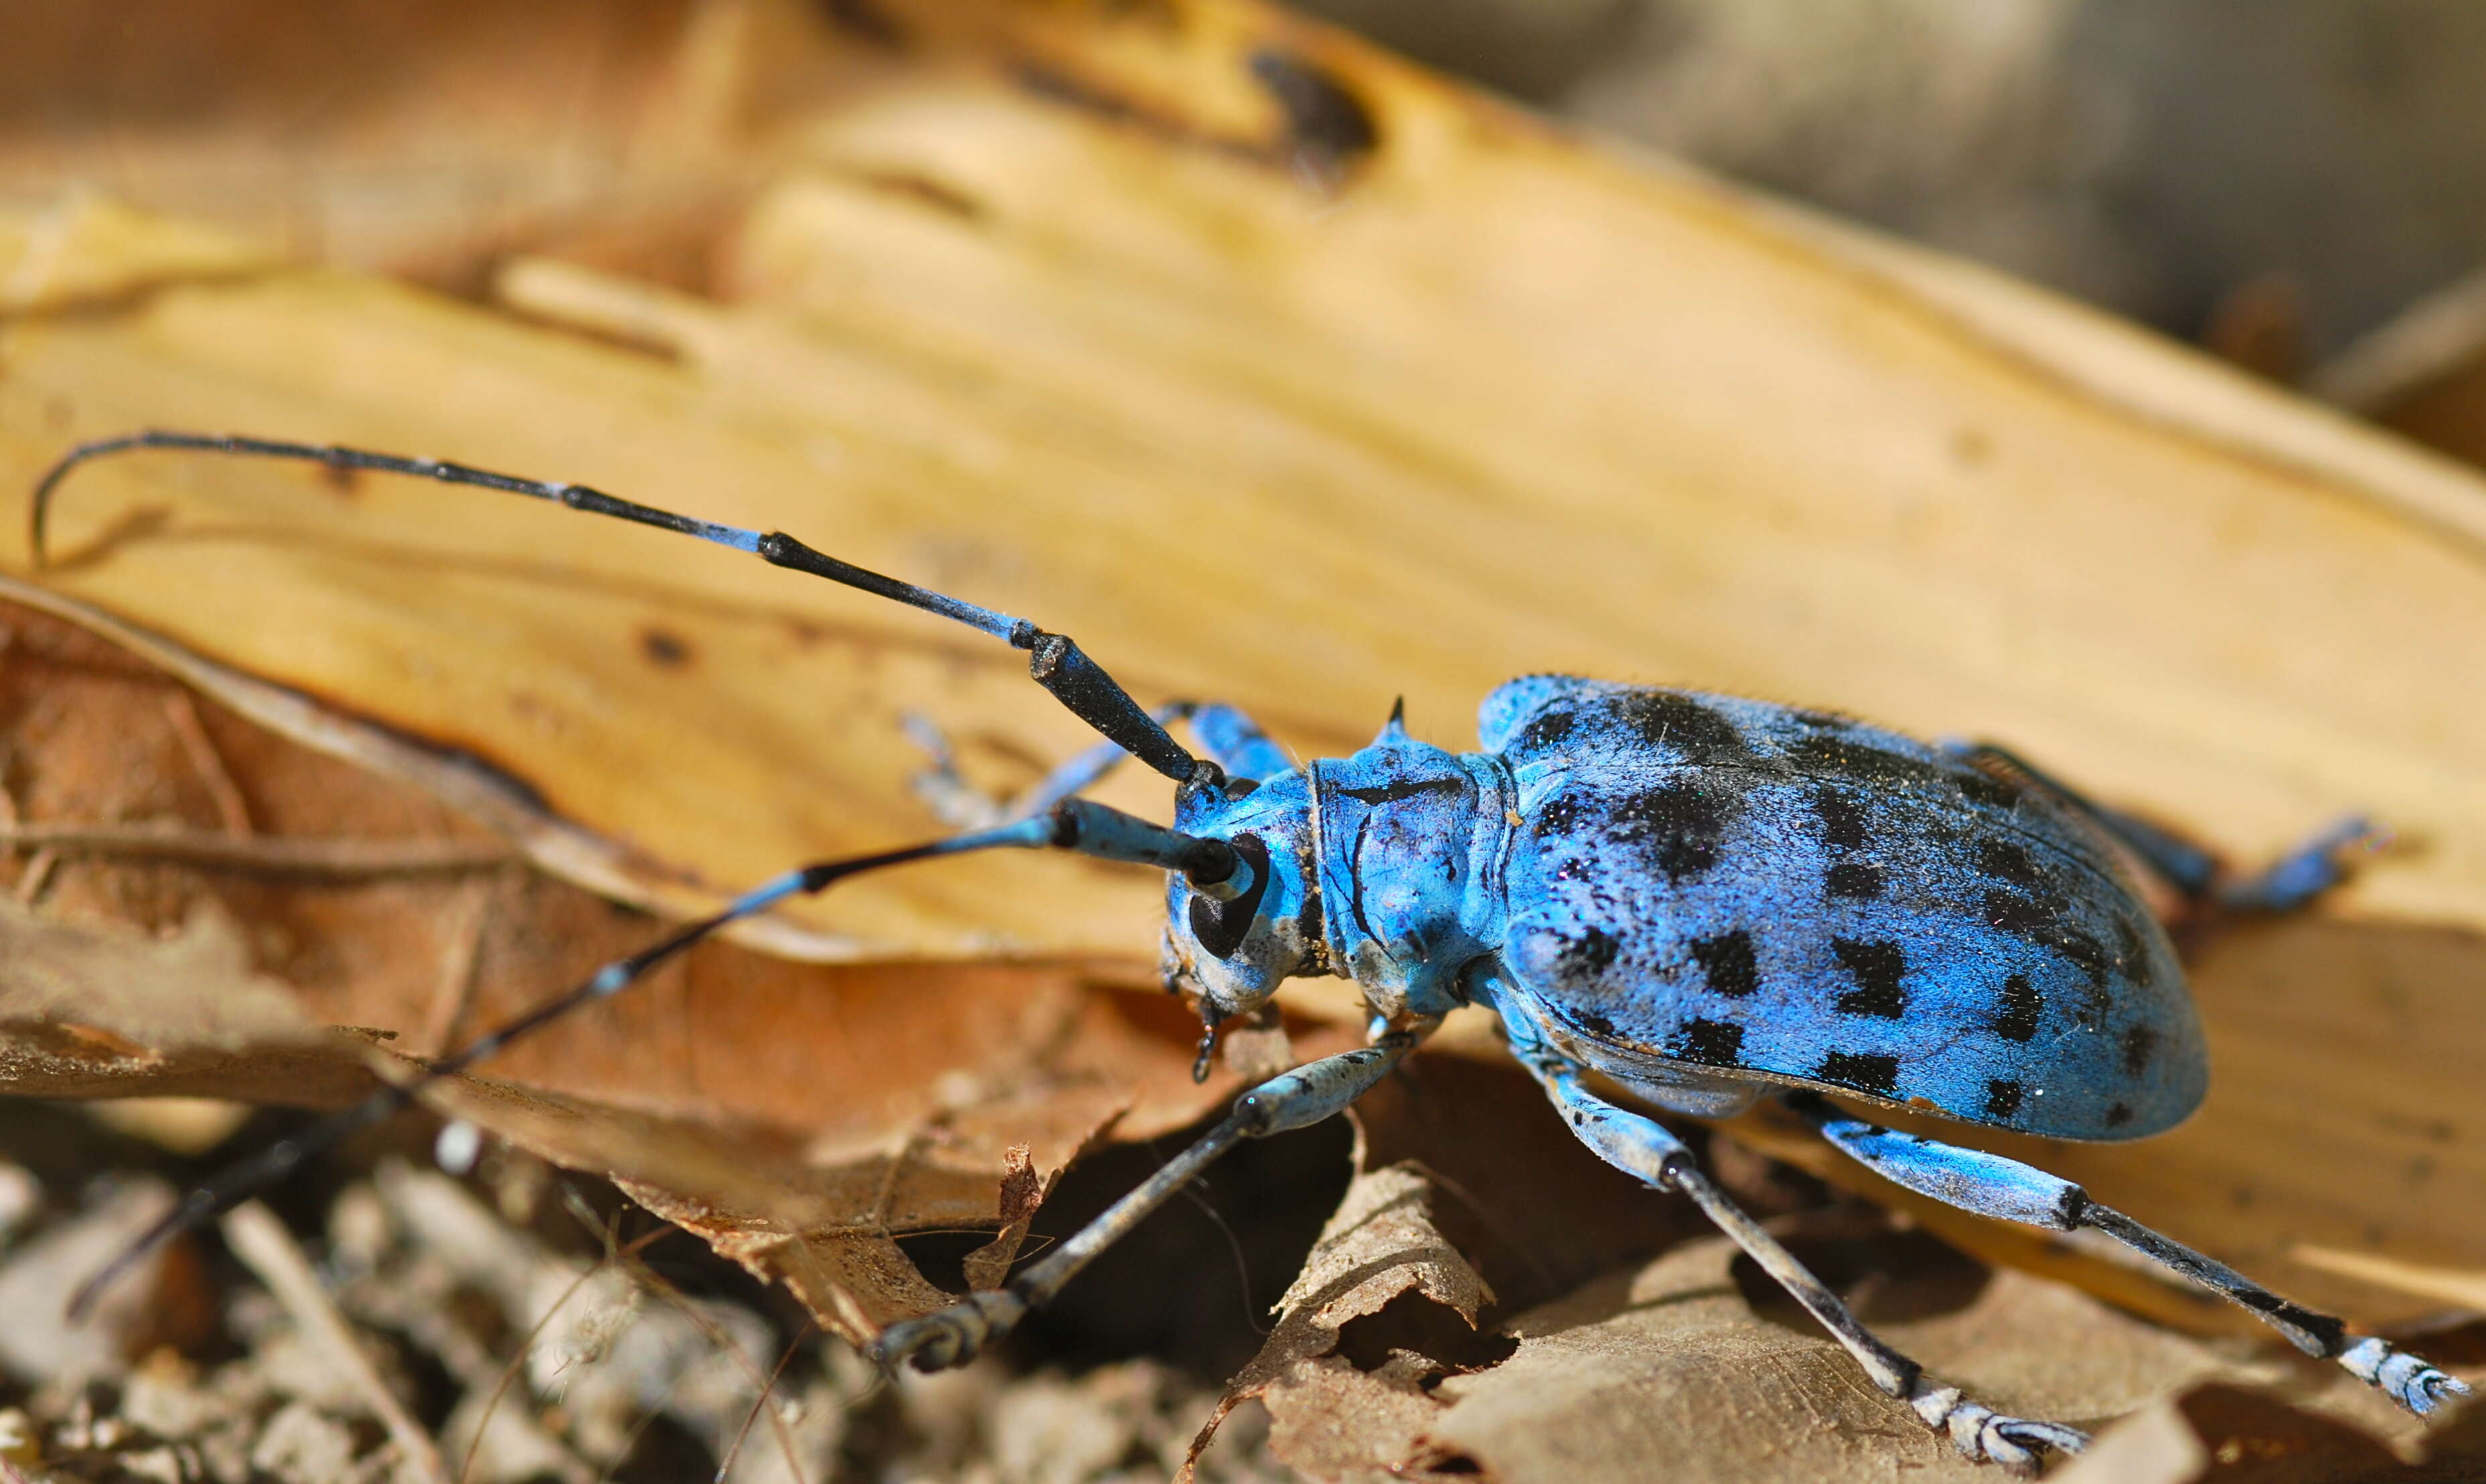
top-left (35, 432), bottom-right (2469, 1475)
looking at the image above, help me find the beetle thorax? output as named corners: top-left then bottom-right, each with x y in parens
top-left (1305, 737), bottom-right (1513, 1024)
top-left (1159, 731), bottom-right (1513, 1032)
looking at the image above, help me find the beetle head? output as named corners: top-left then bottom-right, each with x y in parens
top-left (1159, 771), bottom-right (1323, 1061)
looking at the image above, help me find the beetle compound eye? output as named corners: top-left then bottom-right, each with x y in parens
top-left (1188, 833), bottom-right (1272, 959)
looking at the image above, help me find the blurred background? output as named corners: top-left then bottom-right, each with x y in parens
top-left (12, 0), bottom-right (2486, 459)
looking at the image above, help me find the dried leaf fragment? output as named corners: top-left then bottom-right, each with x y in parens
top-left (962, 1143), bottom-right (1045, 1292)
top-left (0, 591), bottom-right (1233, 1341)
top-left (1191, 1159), bottom-right (1491, 1481)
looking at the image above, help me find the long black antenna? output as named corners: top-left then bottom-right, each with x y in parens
top-left (70, 798), bottom-right (1244, 1319)
top-left (31, 433), bottom-right (1224, 796)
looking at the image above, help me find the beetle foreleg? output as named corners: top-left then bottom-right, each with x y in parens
top-left (905, 701), bottom-right (1289, 828)
top-left (1794, 1096), bottom-right (2472, 1416)
top-left (868, 1027), bottom-right (1422, 1373)
top-left (903, 702), bottom-right (1197, 828)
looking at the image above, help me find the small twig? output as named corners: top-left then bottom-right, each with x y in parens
top-left (720, 1323), bottom-right (820, 1484)
top-left (587, 1207), bottom-right (810, 1484)
top-left (595, 1226), bottom-right (815, 1484)
top-left (0, 823), bottom-right (512, 877)
top-left (458, 1228), bottom-right (670, 1484)
top-left (14, 846), bottom-right (56, 905)
top-left (222, 1201), bottom-right (452, 1484)
top-left (162, 690), bottom-right (254, 837)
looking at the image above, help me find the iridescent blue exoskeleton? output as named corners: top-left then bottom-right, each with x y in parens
top-left (37, 433), bottom-right (2468, 1475)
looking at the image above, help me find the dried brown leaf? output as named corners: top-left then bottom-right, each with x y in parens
top-left (1424, 1244), bottom-right (2225, 1484)
top-left (1193, 1153), bottom-right (1491, 1481)
top-left (0, 595), bottom-right (1244, 1339)
top-left (1196, 1055), bottom-right (1705, 1479)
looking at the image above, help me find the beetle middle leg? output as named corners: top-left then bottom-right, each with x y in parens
top-left (870, 1023), bottom-right (1425, 1373)
top-left (1790, 1094), bottom-right (2471, 1415)
top-left (908, 701), bottom-right (1291, 827)
top-left (1944, 741), bottom-right (2378, 913)
top-left (1484, 996), bottom-right (2088, 1473)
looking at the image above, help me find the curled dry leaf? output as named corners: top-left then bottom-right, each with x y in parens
top-left (0, 594), bottom-right (1256, 1339)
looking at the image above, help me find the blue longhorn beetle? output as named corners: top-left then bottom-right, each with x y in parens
top-left (37, 433), bottom-right (2469, 1475)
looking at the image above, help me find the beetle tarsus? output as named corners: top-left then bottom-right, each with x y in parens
top-left (2341, 1337), bottom-right (2471, 1416)
top-left (1907, 1380), bottom-right (2089, 1475)
top-left (868, 1290), bottom-right (1027, 1374)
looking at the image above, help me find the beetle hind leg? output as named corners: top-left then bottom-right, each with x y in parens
top-left (1793, 1096), bottom-right (2471, 1416)
top-left (1486, 998), bottom-right (2087, 1471)
top-left (2212, 814), bottom-right (2384, 913)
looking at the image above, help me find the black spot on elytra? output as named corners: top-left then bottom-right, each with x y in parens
top-left (1571, 1007), bottom-right (1617, 1040)
top-left (1609, 781), bottom-right (1732, 883)
top-left (2121, 1024), bottom-right (2159, 1076)
top-left (1977, 838), bottom-right (2041, 886)
top-left (1994, 974), bottom-right (2042, 1041)
top-left (1560, 926), bottom-right (1620, 977)
top-left (817, 0), bottom-right (905, 48)
top-left (2057, 928), bottom-right (2110, 992)
top-left (2116, 916), bottom-right (2155, 986)
top-left (1615, 691), bottom-right (1750, 763)
top-left (1534, 793), bottom-right (1584, 834)
top-left (1826, 862), bottom-right (1883, 899)
top-left (1248, 48), bottom-right (1380, 182)
top-left (1672, 1018), bottom-right (1745, 1068)
top-left (1810, 786), bottom-right (1869, 850)
top-left (1690, 931), bottom-right (1758, 998)
top-left (1984, 887), bottom-right (2112, 1000)
top-left (1792, 733), bottom-right (1930, 790)
top-left (2106, 1102), bottom-right (2134, 1128)
top-left (1984, 1079), bottom-right (2025, 1119)
top-left (1819, 1051), bottom-right (1900, 1097)
top-left (640, 627), bottom-right (692, 668)
top-left (1831, 939), bottom-right (1907, 1018)
top-left (1512, 705), bottom-right (1578, 756)
top-left (1982, 888), bottom-right (2059, 937)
